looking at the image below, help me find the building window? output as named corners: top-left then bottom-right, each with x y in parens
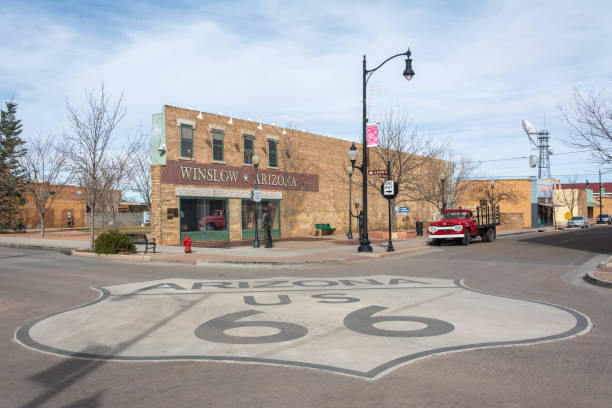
top-left (241, 200), bottom-right (279, 230)
top-left (268, 139), bottom-right (278, 167)
top-left (243, 134), bottom-right (254, 164)
top-left (180, 198), bottom-right (227, 232)
top-left (180, 125), bottom-right (193, 158)
top-left (212, 129), bottom-right (224, 161)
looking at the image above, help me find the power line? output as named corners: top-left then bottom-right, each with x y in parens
top-left (463, 150), bottom-right (590, 164)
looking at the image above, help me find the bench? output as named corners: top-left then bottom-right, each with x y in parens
top-left (314, 224), bottom-right (336, 236)
top-left (126, 234), bottom-right (156, 254)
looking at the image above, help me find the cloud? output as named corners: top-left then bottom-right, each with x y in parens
top-left (1, 0), bottom-right (611, 181)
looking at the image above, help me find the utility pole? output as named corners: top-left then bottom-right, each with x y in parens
top-left (600, 168), bottom-right (603, 218)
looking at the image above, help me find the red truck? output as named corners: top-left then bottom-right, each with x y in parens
top-left (199, 209), bottom-right (226, 230)
top-left (428, 205), bottom-right (500, 246)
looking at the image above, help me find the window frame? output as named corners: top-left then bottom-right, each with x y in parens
top-left (211, 129), bottom-right (225, 162)
top-left (180, 124), bottom-right (194, 159)
top-left (267, 137), bottom-right (279, 168)
top-left (243, 134), bottom-right (254, 165)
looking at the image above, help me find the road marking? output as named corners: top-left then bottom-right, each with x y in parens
top-left (16, 275), bottom-right (591, 380)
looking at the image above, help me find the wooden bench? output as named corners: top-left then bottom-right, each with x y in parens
top-left (126, 234), bottom-right (156, 254)
top-left (314, 224), bottom-right (336, 236)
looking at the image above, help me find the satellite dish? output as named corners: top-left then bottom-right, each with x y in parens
top-left (548, 147), bottom-right (553, 155)
top-left (529, 155), bottom-right (538, 168)
top-left (522, 119), bottom-right (537, 146)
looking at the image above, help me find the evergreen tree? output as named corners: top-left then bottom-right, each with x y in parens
top-left (0, 99), bottom-right (27, 231)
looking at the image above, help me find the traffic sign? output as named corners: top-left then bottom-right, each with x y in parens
top-left (381, 180), bottom-right (398, 199)
top-left (395, 207), bottom-right (410, 216)
top-left (253, 190), bottom-right (262, 202)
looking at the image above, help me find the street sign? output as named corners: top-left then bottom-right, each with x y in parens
top-left (381, 180), bottom-right (398, 199)
top-left (369, 169), bottom-right (388, 177)
top-left (253, 190), bottom-right (262, 202)
top-left (395, 207), bottom-right (410, 216)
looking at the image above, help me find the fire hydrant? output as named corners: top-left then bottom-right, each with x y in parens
top-left (183, 236), bottom-right (192, 253)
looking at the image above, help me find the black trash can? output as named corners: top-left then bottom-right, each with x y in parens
top-left (416, 221), bottom-right (423, 236)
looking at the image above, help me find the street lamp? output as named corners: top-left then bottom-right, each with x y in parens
top-left (252, 152), bottom-right (261, 248)
top-left (346, 165), bottom-right (355, 239)
top-left (351, 49), bottom-right (414, 253)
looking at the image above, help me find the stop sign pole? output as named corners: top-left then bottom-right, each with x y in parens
top-left (380, 161), bottom-right (398, 252)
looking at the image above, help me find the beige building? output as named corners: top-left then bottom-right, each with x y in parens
top-left (150, 106), bottom-right (438, 245)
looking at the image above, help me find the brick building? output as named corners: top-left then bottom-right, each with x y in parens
top-left (150, 106), bottom-right (438, 245)
top-left (455, 178), bottom-right (558, 229)
top-left (19, 184), bottom-right (87, 229)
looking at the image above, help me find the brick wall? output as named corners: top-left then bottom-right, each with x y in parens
top-left (19, 185), bottom-right (87, 228)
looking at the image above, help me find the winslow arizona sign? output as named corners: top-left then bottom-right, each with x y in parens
top-left (16, 275), bottom-right (590, 380)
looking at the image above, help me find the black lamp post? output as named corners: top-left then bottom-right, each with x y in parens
top-left (346, 165), bottom-right (354, 239)
top-left (350, 49), bottom-right (414, 253)
top-left (252, 152), bottom-right (261, 248)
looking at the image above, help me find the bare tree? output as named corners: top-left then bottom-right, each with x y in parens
top-left (129, 126), bottom-right (152, 211)
top-left (20, 134), bottom-right (71, 237)
top-left (367, 108), bottom-right (439, 229)
top-left (410, 146), bottom-right (478, 214)
top-left (468, 180), bottom-right (523, 205)
top-left (561, 87), bottom-right (611, 164)
top-left (64, 83), bottom-right (126, 250)
top-left (555, 176), bottom-right (580, 217)
top-left (99, 148), bottom-right (135, 229)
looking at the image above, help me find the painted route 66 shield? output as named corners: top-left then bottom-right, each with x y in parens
top-left (17, 275), bottom-right (590, 380)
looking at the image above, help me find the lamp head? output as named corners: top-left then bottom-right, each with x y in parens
top-left (252, 152), bottom-right (261, 166)
top-left (348, 142), bottom-right (358, 166)
top-left (490, 180), bottom-right (495, 188)
top-left (403, 50), bottom-right (414, 81)
top-left (346, 165), bottom-right (354, 176)
top-left (355, 197), bottom-right (360, 207)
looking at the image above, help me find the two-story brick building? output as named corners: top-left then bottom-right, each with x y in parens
top-left (150, 106), bottom-right (438, 245)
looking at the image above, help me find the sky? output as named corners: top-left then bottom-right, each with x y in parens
top-left (1, 0), bottom-right (611, 183)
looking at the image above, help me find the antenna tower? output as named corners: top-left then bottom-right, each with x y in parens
top-left (536, 129), bottom-right (551, 179)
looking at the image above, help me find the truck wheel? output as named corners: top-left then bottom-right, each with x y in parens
top-left (490, 227), bottom-right (497, 241)
top-left (461, 231), bottom-right (470, 245)
top-left (483, 230), bottom-right (491, 242)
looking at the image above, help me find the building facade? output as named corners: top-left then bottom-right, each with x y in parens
top-left (150, 106), bottom-right (438, 245)
top-left (19, 184), bottom-right (87, 229)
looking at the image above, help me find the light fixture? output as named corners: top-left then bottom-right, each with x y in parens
top-left (252, 152), bottom-right (261, 166)
top-left (348, 142), bottom-right (358, 166)
top-left (282, 129), bottom-right (287, 135)
top-left (228, 111), bottom-right (233, 124)
top-left (490, 180), bottom-right (495, 188)
top-left (197, 109), bottom-right (203, 120)
top-left (157, 144), bottom-right (166, 153)
top-left (402, 49), bottom-right (415, 81)
top-left (257, 121), bottom-right (263, 130)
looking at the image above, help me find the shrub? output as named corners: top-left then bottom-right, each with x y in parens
top-left (94, 229), bottom-right (136, 255)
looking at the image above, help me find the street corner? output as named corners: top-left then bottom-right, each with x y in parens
top-left (16, 275), bottom-right (591, 380)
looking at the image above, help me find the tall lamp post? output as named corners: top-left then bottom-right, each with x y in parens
top-left (252, 152), bottom-right (261, 248)
top-left (350, 49), bottom-right (414, 252)
top-left (346, 165), bottom-right (354, 239)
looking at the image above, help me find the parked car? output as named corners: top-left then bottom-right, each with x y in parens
top-left (567, 216), bottom-right (589, 228)
top-left (596, 214), bottom-right (612, 224)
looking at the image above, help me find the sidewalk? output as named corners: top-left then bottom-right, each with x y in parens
top-left (0, 226), bottom-right (559, 268)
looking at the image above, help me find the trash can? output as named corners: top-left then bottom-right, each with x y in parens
top-left (416, 221), bottom-right (423, 236)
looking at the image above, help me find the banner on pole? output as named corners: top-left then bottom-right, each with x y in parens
top-left (366, 124), bottom-right (379, 147)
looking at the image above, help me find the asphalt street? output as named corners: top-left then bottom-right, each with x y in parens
top-left (1, 226), bottom-right (611, 408)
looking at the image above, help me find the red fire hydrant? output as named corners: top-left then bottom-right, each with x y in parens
top-left (183, 236), bottom-right (192, 253)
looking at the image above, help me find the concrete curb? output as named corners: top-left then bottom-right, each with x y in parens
top-left (196, 258), bottom-right (345, 268)
top-left (0, 242), bottom-right (74, 255)
top-left (583, 271), bottom-right (612, 288)
top-left (70, 250), bottom-right (153, 262)
top-left (361, 245), bottom-right (432, 258)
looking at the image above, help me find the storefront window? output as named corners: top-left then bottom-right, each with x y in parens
top-left (180, 198), bottom-right (227, 232)
top-left (212, 130), bottom-right (224, 161)
top-left (268, 139), bottom-right (278, 167)
top-left (242, 200), bottom-right (279, 230)
top-left (243, 134), bottom-right (254, 164)
top-left (180, 125), bottom-right (193, 158)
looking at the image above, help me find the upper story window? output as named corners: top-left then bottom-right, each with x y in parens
top-left (212, 129), bottom-right (224, 162)
top-left (243, 134), bottom-right (254, 164)
top-left (180, 124), bottom-right (193, 158)
top-left (268, 138), bottom-right (278, 167)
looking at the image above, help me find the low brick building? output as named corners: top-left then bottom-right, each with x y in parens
top-left (150, 106), bottom-right (438, 245)
top-left (19, 184), bottom-right (87, 229)
top-left (456, 178), bottom-right (557, 229)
